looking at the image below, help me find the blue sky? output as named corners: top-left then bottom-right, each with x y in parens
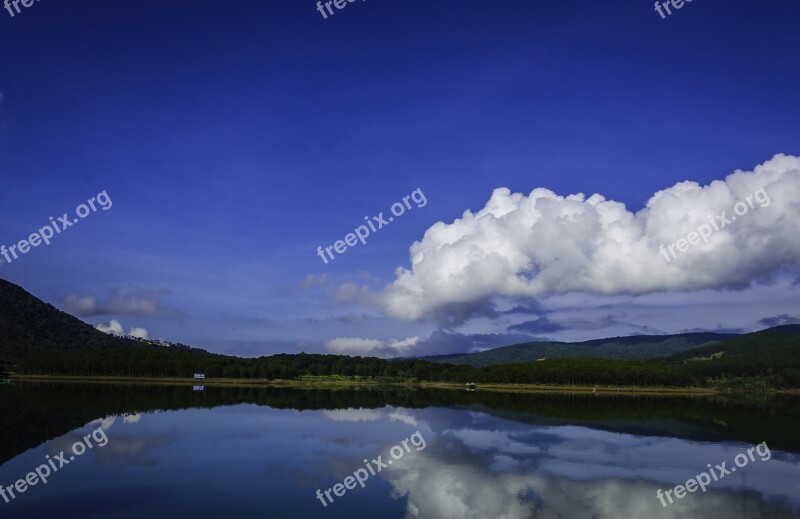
top-left (1, 0), bottom-right (799, 357)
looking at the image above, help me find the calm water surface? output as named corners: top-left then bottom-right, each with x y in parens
top-left (0, 383), bottom-right (798, 518)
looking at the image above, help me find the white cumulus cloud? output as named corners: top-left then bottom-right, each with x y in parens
top-left (384, 153), bottom-right (800, 321)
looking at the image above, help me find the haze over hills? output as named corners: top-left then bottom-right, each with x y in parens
top-left (418, 333), bottom-right (740, 367)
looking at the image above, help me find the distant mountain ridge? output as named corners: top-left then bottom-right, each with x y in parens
top-left (419, 332), bottom-right (740, 367)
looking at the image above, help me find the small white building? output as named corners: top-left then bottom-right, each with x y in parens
top-left (193, 373), bottom-right (205, 379)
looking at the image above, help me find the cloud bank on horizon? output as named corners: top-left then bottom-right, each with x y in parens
top-left (383, 153), bottom-right (800, 322)
top-left (325, 336), bottom-right (421, 357)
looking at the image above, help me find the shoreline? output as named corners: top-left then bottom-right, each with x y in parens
top-left (8, 374), bottom-right (723, 395)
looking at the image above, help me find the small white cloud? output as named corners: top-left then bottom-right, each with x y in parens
top-left (96, 319), bottom-right (149, 340)
top-left (96, 319), bottom-right (124, 335)
top-left (391, 337), bottom-right (421, 350)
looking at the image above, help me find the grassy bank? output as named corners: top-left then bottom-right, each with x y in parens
top-left (10, 373), bottom-right (719, 395)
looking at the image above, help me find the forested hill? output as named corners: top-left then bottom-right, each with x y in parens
top-left (0, 278), bottom-right (205, 361)
top-left (666, 325), bottom-right (800, 363)
top-left (419, 333), bottom-right (738, 367)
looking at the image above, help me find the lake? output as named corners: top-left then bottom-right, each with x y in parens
top-left (1, 382), bottom-right (798, 518)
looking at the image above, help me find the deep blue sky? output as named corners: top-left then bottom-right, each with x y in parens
top-left (1, 0), bottom-right (799, 357)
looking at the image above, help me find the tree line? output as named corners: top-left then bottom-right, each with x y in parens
top-left (11, 327), bottom-right (800, 388)
top-left (11, 345), bottom-right (792, 388)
